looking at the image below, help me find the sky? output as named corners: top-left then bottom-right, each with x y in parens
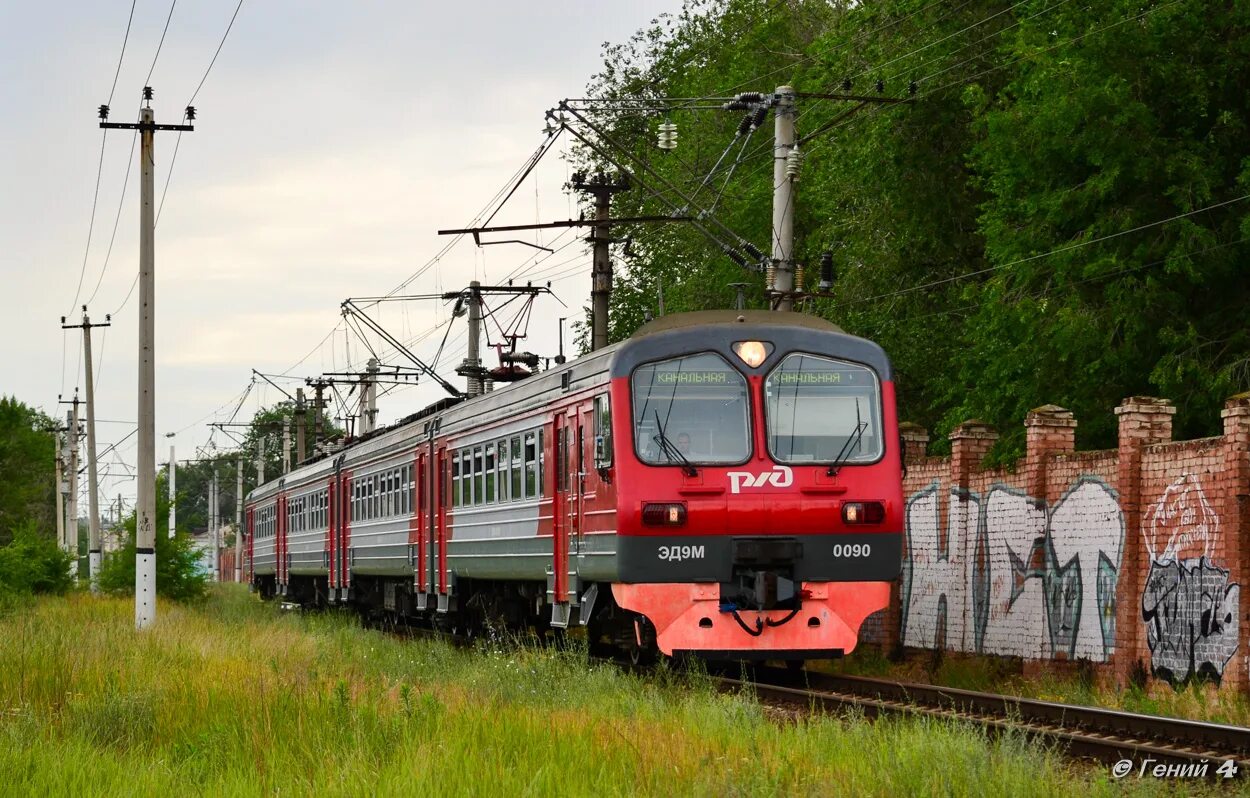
top-left (0, 0), bottom-right (681, 508)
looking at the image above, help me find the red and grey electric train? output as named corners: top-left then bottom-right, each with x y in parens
top-left (246, 309), bottom-right (903, 661)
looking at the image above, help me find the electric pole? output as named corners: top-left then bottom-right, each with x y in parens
top-left (572, 173), bottom-right (629, 351)
top-left (65, 400), bottom-right (81, 582)
top-left (100, 88), bottom-right (194, 629)
top-left (257, 436), bottom-right (265, 485)
top-left (54, 421), bottom-right (65, 560)
top-left (282, 414), bottom-right (291, 474)
top-left (360, 358), bottom-right (380, 433)
top-left (456, 284), bottom-right (485, 397)
top-left (209, 470), bottom-right (218, 582)
top-left (234, 458), bottom-right (243, 583)
top-left (770, 85), bottom-right (797, 311)
top-left (64, 308), bottom-right (111, 590)
top-left (167, 434), bottom-right (175, 538)
top-left (295, 388), bottom-right (306, 465)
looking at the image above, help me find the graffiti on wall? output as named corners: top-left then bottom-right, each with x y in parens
top-left (1141, 475), bottom-right (1239, 685)
top-left (903, 477), bottom-right (1123, 661)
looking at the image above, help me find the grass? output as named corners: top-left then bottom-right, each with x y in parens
top-left (822, 645), bottom-right (1250, 729)
top-left (0, 587), bottom-right (1220, 797)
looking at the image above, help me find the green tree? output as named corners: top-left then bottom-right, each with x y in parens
top-left (98, 471), bottom-right (208, 602)
top-left (0, 397), bottom-right (58, 544)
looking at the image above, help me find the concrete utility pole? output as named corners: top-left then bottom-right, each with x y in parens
top-left (234, 458), bottom-right (243, 583)
top-left (361, 358), bottom-right (380, 433)
top-left (209, 470), bottom-right (218, 582)
top-left (572, 173), bottom-right (629, 351)
top-left (66, 401), bottom-right (80, 582)
top-left (282, 415), bottom-right (291, 474)
top-left (256, 436), bottom-right (265, 485)
top-left (458, 284), bottom-right (485, 397)
top-left (167, 435), bottom-right (175, 538)
top-left (54, 423), bottom-right (66, 559)
top-left (100, 88), bottom-right (194, 629)
top-left (770, 85), bottom-right (797, 311)
top-left (64, 308), bottom-right (111, 590)
top-left (310, 381), bottom-right (326, 453)
top-left (295, 388), bottom-right (306, 465)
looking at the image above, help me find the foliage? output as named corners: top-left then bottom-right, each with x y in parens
top-left (0, 589), bottom-right (1180, 796)
top-left (0, 396), bottom-right (58, 545)
top-left (98, 478), bottom-right (208, 603)
top-left (579, 0), bottom-right (1250, 459)
top-left (0, 520), bottom-right (72, 602)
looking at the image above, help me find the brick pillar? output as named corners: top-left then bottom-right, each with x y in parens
top-left (1221, 393), bottom-right (1250, 693)
top-left (945, 421), bottom-right (997, 652)
top-left (1113, 397), bottom-right (1175, 687)
top-left (899, 422), bottom-right (930, 465)
top-left (1024, 405), bottom-right (1076, 500)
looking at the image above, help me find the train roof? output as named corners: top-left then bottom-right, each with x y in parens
top-left (632, 309), bottom-right (844, 337)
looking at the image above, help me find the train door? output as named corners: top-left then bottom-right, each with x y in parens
top-left (553, 409), bottom-right (585, 605)
top-left (435, 445), bottom-right (449, 600)
top-left (327, 474), bottom-right (338, 593)
top-left (276, 493), bottom-right (288, 593)
top-left (338, 469), bottom-right (353, 596)
top-left (416, 449), bottom-right (432, 596)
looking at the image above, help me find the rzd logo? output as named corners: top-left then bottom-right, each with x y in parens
top-left (727, 465), bottom-right (793, 494)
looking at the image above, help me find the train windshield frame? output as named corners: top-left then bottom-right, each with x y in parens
top-left (764, 353), bottom-right (884, 465)
top-left (630, 351), bottom-right (751, 466)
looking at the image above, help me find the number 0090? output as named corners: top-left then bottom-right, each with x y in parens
top-left (832, 543), bottom-right (871, 558)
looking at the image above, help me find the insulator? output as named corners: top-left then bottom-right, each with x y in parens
top-left (143, 86), bottom-right (153, 101)
top-left (722, 100), bottom-right (750, 111)
top-left (765, 261), bottom-right (777, 289)
top-left (795, 263), bottom-right (805, 293)
top-left (657, 120), bottom-right (678, 151)
top-left (819, 251), bottom-right (835, 290)
top-left (875, 79), bottom-right (884, 94)
top-left (736, 92), bottom-right (763, 103)
top-left (751, 105), bottom-right (768, 130)
top-left (97, 104), bottom-right (110, 121)
top-left (726, 248), bottom-right (749, 269)
top-left (785, 146), bottom-right (802, 180)
top-left (742, 241), bottom-right (764, 261)
top-left (737, 113), bottom-right (753, 136)
top-left (185, 105), bottom-right (196, 121)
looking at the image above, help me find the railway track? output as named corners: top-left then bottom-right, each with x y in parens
top-left (708, 666), bottom-right (1250, 778)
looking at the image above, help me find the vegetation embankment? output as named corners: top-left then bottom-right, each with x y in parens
top-left (0, 586), bottom-right (1212, 797)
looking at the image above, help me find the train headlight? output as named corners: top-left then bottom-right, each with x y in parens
top-left (842, 501), bottom-right (885, 524)
top-left (642, 502), bottom-right (687, 526)
top-left (732, 340), bottom-right (772, 368)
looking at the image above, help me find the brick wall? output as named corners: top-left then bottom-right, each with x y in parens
top-left (891, 394), bottom-right (1250, 692)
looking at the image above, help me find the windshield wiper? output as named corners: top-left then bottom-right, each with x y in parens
top-left (653, 410), bottom-right (697, 476)
top-left (827, 399), bottom-right (867, 478)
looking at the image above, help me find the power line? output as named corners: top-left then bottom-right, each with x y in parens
top-left (143, 0), bottom-right (178, 86)
top-left (188, 0), bottom-right (245, 106)
top-left (106, 0), bottom-right (139, 107)
top-left (86, 128), bottom-right (139, 307)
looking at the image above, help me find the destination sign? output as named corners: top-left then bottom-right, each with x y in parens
top-left (655, 370), bottom-right (731, 385)
top-left (772, 370), bottom-right (863, 385)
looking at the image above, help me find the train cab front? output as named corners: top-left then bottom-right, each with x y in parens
top-left (606, 311), bottom-right (904, 661)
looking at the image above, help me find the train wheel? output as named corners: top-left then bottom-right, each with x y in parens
top-left (628, 616), bottom-right (657, 667)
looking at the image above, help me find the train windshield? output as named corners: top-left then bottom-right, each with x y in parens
top-left (632, 352), bottom-right (750, 465)
top-left (765, 353), bottom-right (883, 464)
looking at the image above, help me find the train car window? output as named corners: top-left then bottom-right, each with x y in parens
top-left (510, 436), bottom-right (523, 500)
top-left (485, 444), bottom-right (496, 504)
top-left (524, 432), bottom-right (538, 498)
top-left (764, 353), bottom-right (883, 464)
top-left (496, 440), bottom-right (508, 502)
top-left (452, 453), bottom-right (462, 508)
top-left (474, 446), bottom-right (485, 506)
top-left (538, 429), bottom-right (545, 494)
top-left (631, 352), bottom-right (751, 465)
top-left (593, 395), bottom-right (612, 468)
